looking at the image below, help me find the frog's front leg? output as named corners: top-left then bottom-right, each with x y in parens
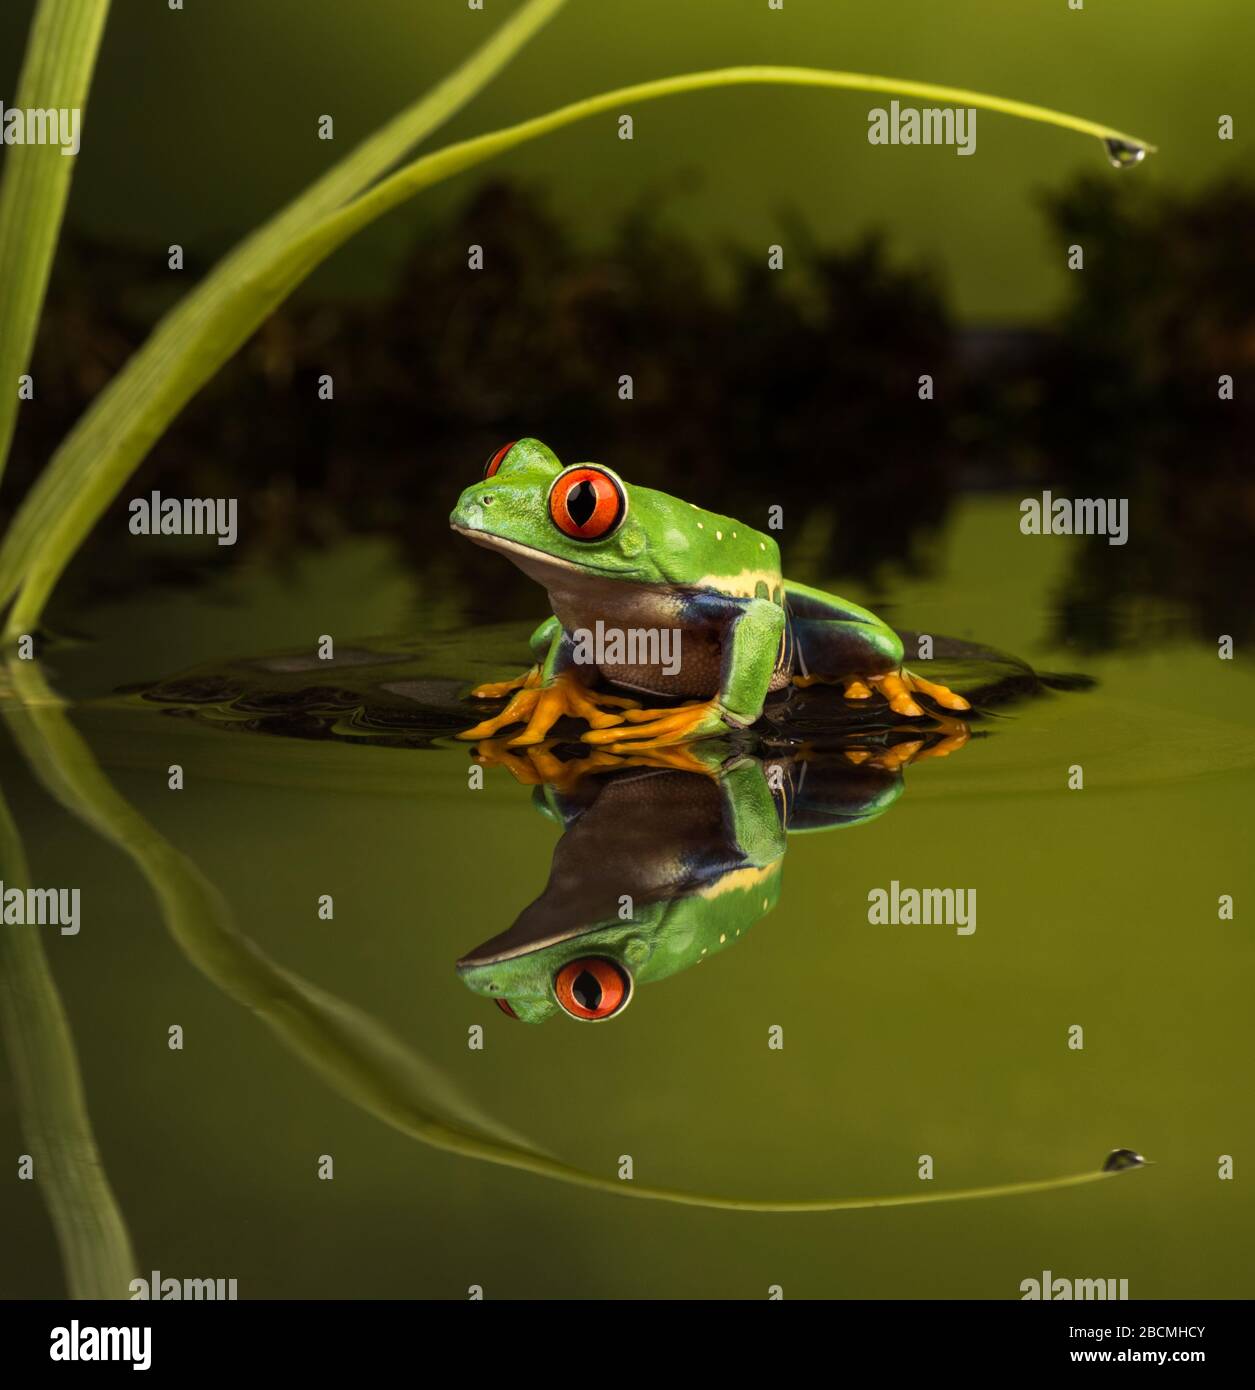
top-left (583, 595), bottom-right (785, 750)
top-left (785, 579), bottom-right (970, 716)
top-left (466, 615), bottom-right (562, 699)
top-left (459, 623), bottom-right (639, 744)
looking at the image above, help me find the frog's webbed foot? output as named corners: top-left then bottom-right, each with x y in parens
top-left (840, 669), bottom-right (971, 718)
top-left (581, 696), bottom-right (729, 751)
top-left (459, 667), bottom-right (639, 744)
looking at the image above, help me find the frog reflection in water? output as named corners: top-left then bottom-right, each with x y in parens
top-left (449, 438), bottom-right (970, 752)
top-left (456, 739), bottom-right (947, 1023)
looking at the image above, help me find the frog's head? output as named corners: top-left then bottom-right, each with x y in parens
top-left (457, 917), bottom-right (656, 1024)
top-left (450, 438), bottom-right (662, 585)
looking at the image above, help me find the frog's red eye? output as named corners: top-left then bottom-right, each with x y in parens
top-left (484, 441), bottom-right (517, 479)
top-left (548, 467), bottom-right (626, 541)
top-left (554, 957), bottom-right (631, 1020)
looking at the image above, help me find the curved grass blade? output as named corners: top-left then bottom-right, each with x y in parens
top-left (0, 0), bottom-right (570, 624)
top-left (3, 659), bottom-right (1148, 1214)
top-left (0, 784), bottom-right (136, 1298)
top-left (0, 0), bottom-right (111, 481)
top-left (0, 65), bottom-right (1153, 636)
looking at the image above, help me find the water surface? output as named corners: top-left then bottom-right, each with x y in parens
top-left (1, 497), bottom-right (1251, 1299)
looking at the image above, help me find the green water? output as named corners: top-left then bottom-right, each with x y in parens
top-left (1, 497), bottom-right (1251, 1299)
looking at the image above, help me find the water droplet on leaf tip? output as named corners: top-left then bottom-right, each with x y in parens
top-left (1103, 138), bottom-right (1146, 169)
top-left (1102, 1147), bottom-right (1146, 1172)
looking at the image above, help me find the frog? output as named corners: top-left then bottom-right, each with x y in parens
top-left (457, 744), bottom-right (910, 1022)
top-left (449, 438), bottom-right (969, 750)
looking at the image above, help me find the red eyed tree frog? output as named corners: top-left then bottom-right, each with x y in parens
top-left (456, 745), bottom-right (908, 1022)
top-left (450, 439), bottom-right (969, 749)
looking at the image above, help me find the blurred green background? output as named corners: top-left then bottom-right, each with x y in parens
top-left (0, 0), bottom-right (1252, 1303)
top-left (3, 0), bottom-right (1253, 322)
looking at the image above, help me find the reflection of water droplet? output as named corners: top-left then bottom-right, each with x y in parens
top-left (1103, 138), bottom-right (1146, 169)
top-left (1103, 1147), bottom-right (1146, 1172)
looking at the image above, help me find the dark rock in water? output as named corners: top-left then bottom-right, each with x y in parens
top-left (116, 628), bottom-right (1092, 752)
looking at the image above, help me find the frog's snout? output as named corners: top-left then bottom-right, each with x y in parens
top-left (449, 486), bottom-right (489, 533)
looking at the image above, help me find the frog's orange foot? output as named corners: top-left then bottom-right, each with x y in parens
top-left (470, 668), bottom-right (540, 700)
top-left (471, 738), bottom-right (722, 787)
top-left (843, 717), bottom-right (970, 771)
top-left (470, 738), bottom-right (625, 789)
top-left (917, 712), bottom-right (972, 756)
top-left (582, 696), bottom-right (727, 751)
top-left (864, 669), bottom-right (971, 718)
top-left (469, 737), bottom-right (558, 784)
top-left (459, 668), bottom-right (639, 744)
top-left (902, 670), bottom-right (971, 712)
top-left (792, 673), bottom-right (876, 701)
top-left (845, 739), bottom-right (926, 771)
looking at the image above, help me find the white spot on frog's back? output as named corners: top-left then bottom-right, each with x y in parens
top-left (656, 498), bottom-right (782, 594)
top-left (635, 483), bottom-right (776, 575)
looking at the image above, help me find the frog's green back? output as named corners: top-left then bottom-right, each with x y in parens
top-left (626, 481), bottom-right (783, 601)
top-left (635, 859), bottom-right (784, 983)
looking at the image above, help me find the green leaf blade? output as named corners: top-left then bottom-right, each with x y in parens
top-left (0, 0), bottom-right (569, 626)
top-left (0, 0), bottom-right (111, 481)
top-left (0, 60), bottom-right (1153, 635)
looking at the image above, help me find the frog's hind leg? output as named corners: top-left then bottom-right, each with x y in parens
top-left (786, 580), bottom-right (970, 717)
top-left (460, 623), bottom-right (639, 743)
top-left (786, 581), bottom-right (905, 687)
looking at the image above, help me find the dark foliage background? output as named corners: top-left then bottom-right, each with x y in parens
top-left (10, 176), bottom-right (1254, 648)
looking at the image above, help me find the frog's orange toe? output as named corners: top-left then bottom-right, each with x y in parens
top-left (859, 669), bottom-right (971, 718)
top-left (869, 672), bottom-right (926, 718)
top-left (470, 669), bottom-right (540, 700)
top-left (459, 668), bottom-right (636, 744)
top-left (582, 696), bottom-right (724, 750)
top-left (471, 738), bottom-right (626, 789)
top-left (905, 672), bottom-right (971, 711)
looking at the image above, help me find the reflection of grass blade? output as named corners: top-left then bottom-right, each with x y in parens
top-left (4, 660), bottom-right (1148, 1216)
top-left (0, 785), bottom-right (135, 1298)
top-left (2, 661), bottom-right (545, 1159)
top-left (0, 63), bottom-right (1152, 635)
top-left (0, 0), bottom-right (110, 480)
top-left (0, 0), bottom-right (569, 627)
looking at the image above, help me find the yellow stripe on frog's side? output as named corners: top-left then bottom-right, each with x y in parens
top-left (692, 568), bottom-right (783, 601)
top-left (695, 860), bottom-right (782, 900)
